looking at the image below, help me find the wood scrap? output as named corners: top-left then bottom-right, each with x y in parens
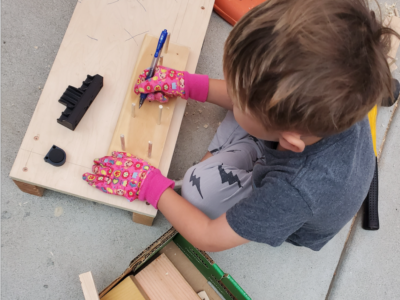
top-left (101, 275), bottom-right (149, 300)
top-left (79, 271), bottom-right (100, 300)
top-left (107, 34), bottom-right (190, 170)
top-left (135, 253), bottom-right (200, 300)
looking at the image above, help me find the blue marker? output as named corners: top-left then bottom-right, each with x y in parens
top-left (139, 29), bottom-right (168, 108)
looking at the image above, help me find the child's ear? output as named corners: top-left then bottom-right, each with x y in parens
top-left (279, 132), bottom-right (305, 153)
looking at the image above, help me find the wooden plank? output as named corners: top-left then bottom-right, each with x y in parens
top-left (13, 180), bottom-right (44, 197)
top-left (10, 149), bottom-right (155, 215)
top-left (132, 212), bottom-right (155, 226)
top-left (101, 275), bottom-right (149, 300)
top-left (9, 0), bottom-right (215, 219)
top-left (80, 271), bottom-right (100, 300)
top-left (136, 253), bottom-right (200, 300)
top-left (107, 34), bottom-right (190, 169)
top-left (160, 241), bottom-right (223, 300)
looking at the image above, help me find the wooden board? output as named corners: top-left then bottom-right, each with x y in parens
top-left (160, 241), bottom-right (223, 300)
top-left (13, 180), bottom-right (44, 197)
top-left (136, 253), bottom-right (200, 300)
top-left (80, 271), bottom-right (101, 300)
top-left (107, 35), bottom-right (189, 168)
top-left (9, 0), bottom-right (215, 219)
top-left (101, 275), bottom-right (148, 300)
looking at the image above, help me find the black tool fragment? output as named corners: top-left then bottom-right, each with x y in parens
top-left (382, 78), bottom-right (400, 107)
top-left (44, 145), bottom-right (66, 167)
top-left (57, 74), bottom-right (103, 130)
top-left (363, 158), bottom-right (379, 230)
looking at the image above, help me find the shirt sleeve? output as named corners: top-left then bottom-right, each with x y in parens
top-left (226, 176), bottom-right (312, 247)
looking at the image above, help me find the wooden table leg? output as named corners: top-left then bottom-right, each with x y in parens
top-left (13, 180), bottom-right (45, 197)
top-left (132, 212), bottom-right (155, 226)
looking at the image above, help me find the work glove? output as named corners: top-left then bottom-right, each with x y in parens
top-left (82, 151), bottom-right (174, 209)
top-left (133, 66), bottom-right (209, 103)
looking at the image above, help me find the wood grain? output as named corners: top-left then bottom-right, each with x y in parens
top-left (107, 34), bottom-right (190, 169)
top-left (101, 275), bottom-right (148, 300)
top-left (13, 180), bottom-right (44, 197)
top-left (9, 0), bottom-right (214, 220)
top-left (136, 253), bottom-right (200, 300)
top-left (160, 241), bottom-right (223, 300)
top-left (80, 271), bottom-right (100, 300)
top-left (132, 212), bottom-right (155, 226)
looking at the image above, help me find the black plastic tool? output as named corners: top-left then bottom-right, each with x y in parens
top-left (57, 74), bottom-right (103, 130)
top-left (44, 145), bottom-right (66, 167)
top-left (362, 78), bottom-right (399, 230)
top-left (363, 158), bottom-right (379, 230)
top-left (382, 78), bottom-right (400, 107)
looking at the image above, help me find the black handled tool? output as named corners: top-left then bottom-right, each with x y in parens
top-left (363, 158), bottom-right (379, 230)
top-left (362, 78), bottom-right (399, 230)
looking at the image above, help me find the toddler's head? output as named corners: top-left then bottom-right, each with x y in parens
top-left (223, 0), bottom-right (396, 145)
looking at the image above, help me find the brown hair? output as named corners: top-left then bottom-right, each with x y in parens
top-left (223, 0), bottom-right (397, 136)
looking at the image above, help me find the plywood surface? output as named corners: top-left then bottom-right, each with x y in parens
top-left (80, 271), bottom-right (101, 300)
top-left (9, 0), bottom-right (215, 216)
top-left (107, 35), bottom-right (189, 168)
top-left (136, 253), bottom-right (200, 300)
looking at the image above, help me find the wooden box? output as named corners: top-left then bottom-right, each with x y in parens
top-left (80, 228), bottom-right (251, 300)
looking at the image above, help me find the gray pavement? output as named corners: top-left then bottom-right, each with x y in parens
top-left (2, 1), bottom-right (400, 300)
top-left (328, 105), bottom-right (400, 300)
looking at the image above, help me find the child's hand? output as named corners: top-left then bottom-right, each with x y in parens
top-left (134, 66), bottom-right (188, 103)
top-left (82, 151), bottom-right (174, 208)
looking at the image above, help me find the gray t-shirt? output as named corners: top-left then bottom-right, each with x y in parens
top-left (226, 118), bottom-right (375, 251)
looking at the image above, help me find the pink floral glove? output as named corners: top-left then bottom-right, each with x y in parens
top-left (133, 66), bottom-right (209, 103)
top-left (82, 151), bottom-right (174, 209)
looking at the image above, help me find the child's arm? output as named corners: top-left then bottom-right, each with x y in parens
top-left (83, 153), bottom-right (246, 251)
top-left (158, 187), bottom-right (249, 252)
top-left (206, 79), bottom-right (233, 110)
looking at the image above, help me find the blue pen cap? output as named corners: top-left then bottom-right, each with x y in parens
top-left (155, 29), bottom-right (168, 58)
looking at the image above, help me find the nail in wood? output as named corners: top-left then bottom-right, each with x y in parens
top-left (120, 134), bottom-right (126, 151)
top-left (148, 141), bottom-right (152, 158)
top-left (158, 105), bottom-right (163, 125)
top-left (131, 103), bottom-right (136, 118)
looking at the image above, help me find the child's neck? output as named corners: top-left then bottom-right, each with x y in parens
top-left (277, 136), bottom-right (322, 152)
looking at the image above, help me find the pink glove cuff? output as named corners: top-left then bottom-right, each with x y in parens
top-left (184, 72), bottom-right (209, 102)
top-left (138, 169), bottom-right (175, 209)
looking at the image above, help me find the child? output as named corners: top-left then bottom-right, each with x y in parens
top-left (84, 0), bottom-right (396, 251)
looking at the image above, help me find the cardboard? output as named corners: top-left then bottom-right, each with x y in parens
top-left (82, 228), bottom-right (250, 300)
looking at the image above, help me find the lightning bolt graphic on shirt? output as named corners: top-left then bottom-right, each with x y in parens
top-left (218, 164), bottom-right (242, 188)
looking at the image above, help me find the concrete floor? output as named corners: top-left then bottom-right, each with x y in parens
top-left (2, 1), bottom-right (400, 299)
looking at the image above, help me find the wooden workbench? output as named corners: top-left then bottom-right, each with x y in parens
top-left (9, 0), bottom-right (214, 225)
